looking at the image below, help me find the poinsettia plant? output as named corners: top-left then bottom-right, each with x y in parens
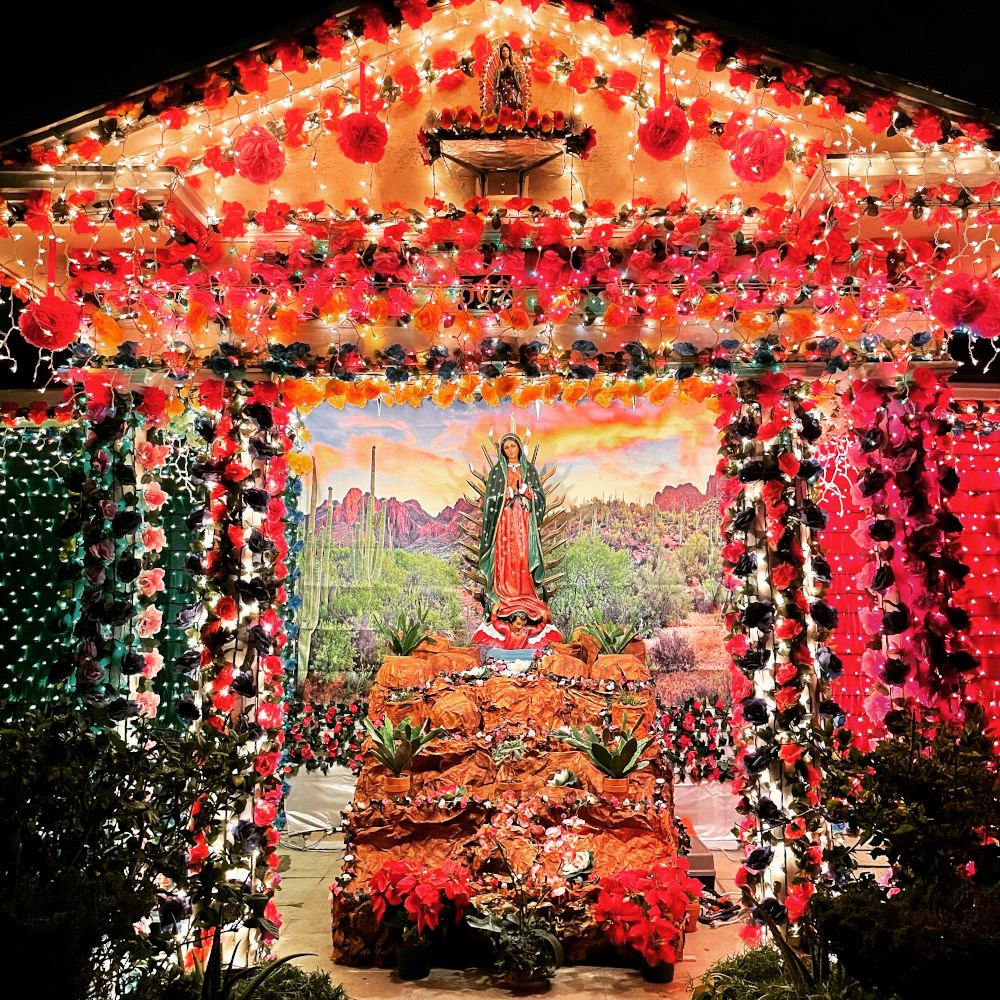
top-left (594, 860), bottom-right (703, 967)
top-left (369, 859), bottom-right (473, 942)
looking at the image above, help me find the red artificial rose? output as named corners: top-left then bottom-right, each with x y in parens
top-left (866, 97), bottom-right (896, 134)
top-left (730, 128), bottom-right (788, 183)
top-left (19, 295), bottom-right (81, 351)
top-left (778, 452), bottom-right (800, 478)
top-left (637, 103), bottom-right (690, 161)
top-left (232, 127), bottom-right (286, 185)
top-left (771, 562), bottom-right (797, 590)
top-left (911, 108), bottom-right (944, 145)
top-left (337, 112), bottom-right (388, 164)
top-left (778, 743), bottom-right (803, 766)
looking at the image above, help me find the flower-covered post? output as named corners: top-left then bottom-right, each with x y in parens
top-left (843, 367), bottom-right (978, 727)
top-left (717, 371), bottom-right (839, 935)
top-left (183, 375), bottom-right (297, 954)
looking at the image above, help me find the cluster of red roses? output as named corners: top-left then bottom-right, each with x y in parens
top-left (657, 696), bottom-right (734, 783)
top-left (594, 861), bottom-right (702, 966)
top-left (368, 859), bottom-right (473, 937)
top-left (284, 698), bottom-right (368, 775)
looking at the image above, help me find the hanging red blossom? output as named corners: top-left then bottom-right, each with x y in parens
top-left (232, 127), bottom-right (285, 185)
top-left (930, 273), bottom-right (997, 329)
top-left (637, 103), bottom-right (689, 161)
top-left (337, 113), bottom-right (388, 164)
top-left (18, 295), bottom-right (81, 350)
top-left (730, 128), bottom-right (788, 183)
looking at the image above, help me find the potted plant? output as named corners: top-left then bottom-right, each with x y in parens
top-left (595, 862), bottom-right (703, 982)
top-left (363, 715), bottom-right (446, 795)
top-left (583, 617), bottom-right (648, 684)
top-left (375, 606), bottom-right (439, 689)
top-left (369, 859), bottom-right (473, 981)
top-left (492, 737), bottom-right (528, 793)
top-left (551, 713), bottom-right (654, 797)
top-left (467, 844), bottom-right (565, 991)
top-left (609, 689), bottom-right (651, 733)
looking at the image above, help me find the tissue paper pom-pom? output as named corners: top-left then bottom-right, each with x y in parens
top-left (337, 112), bottom-right (389, 164)
top-left (930, 273), bottom-right (996, 330)
top-left (18, 295), bottom-right (81, 350)
top-left (730, 128), bottom-right (789, 183)
top-left (232, 127), bottom-right (285, 185)
top-left (637, 103), bottom-right (689, 161)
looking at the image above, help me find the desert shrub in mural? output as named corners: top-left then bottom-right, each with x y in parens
top-left (300, 399), bottom-right (726, 706)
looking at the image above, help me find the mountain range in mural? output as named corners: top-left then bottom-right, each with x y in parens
top-left (311, 475), bottom-right (720, 555)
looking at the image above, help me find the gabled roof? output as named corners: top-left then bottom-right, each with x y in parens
top-left (2, 1), bottom-right (997, 151)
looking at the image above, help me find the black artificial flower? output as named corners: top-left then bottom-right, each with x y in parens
top-left (935, 511), bottom-right (963, 534)
top-left (744, 846), bottom-right (774, 872)
top-left (801, 502), bottom-right (828, 530)
top-left (756, 896), bottom-right (787, 924)
top-left (194, 416), bottom-right (217, 441)
top-left (738, 649), bottom-right (772, 674)
top-left (742, 697), bottom-right (770, 725)
top-left (243, 488), bottom-right (270, 512)
top-left (819, 699), bottom-right (845, 719)
top-left (732, 508), bottom-right (756, 532)
top-left (742, 602), bottom-right (775, 631)
top-left (858, 427), bottom-right (885, 453)
top-left (173, 649), bottom-right (200, 674)
top-left (811, 602), bottom-right (839, 631)
top-left (733, 415), bottom-right (759, 439)
top-left (938, 466), bottom-right (960, 496)
top-left (231, 671), bottom-right (258, 697)
top-left (796, 459), bottom-right (823, 482)
top-left (816, 646), bottom-right (842, 680)
top-left (811, 556), bottom-right (832, 584)
top-left (883, 658), bottom-right (909, 684)
top-left (951, 650), bottom-right (979, 674)
top-left (870, 564), bottom-right (895, 593)
top-left (882, 608), bottom-right (911, 635)
top-left (798, 412), bottom-right (822, 443)
top-left (120, 650), bottom-right (146, 675)
top-left (868, 519), bottom-right (896, 542)
top-left (176, 698), bottom-right (200, 721)
top-left (111, 511), bottom-right (142, 536)
top-left (755, 797), bottom-right (785, 822)
top-left (175, 602), bottom-right (203, 629)
top-left (738, 460), bottom-right (766, 483)
top-left (248, 436), bottom-right (278, 460)
top-left (858, 470), bottom-right (889, 497)
top-left (744, 746), bottom-right (772, 774)
top-left (733, 553), bottom-right (757, 578)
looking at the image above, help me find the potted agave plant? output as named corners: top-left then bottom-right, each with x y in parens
top-left (551, 713), bottom-right (654, 797)
top-left (363, 715), bottom-right (445, 795)
top-left (583, 617), bottom-right (647, 684)
top-left (375, 605), bottom-right (439, 689)
top-left (492, 737), bottom-right (528, 793)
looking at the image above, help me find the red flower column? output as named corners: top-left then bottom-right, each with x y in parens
top-left (716, 372), bottom-right (838, 936)
top-left (189, 376), bottom-right (295, 948)
top-left (842, 368), bottom-right (978, 727)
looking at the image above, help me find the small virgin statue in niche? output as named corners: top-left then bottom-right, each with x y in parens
top-left (482, 40), bottom-right (529, 115)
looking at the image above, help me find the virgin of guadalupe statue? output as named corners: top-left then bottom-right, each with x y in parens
top-left (481, 40), bottom-right (529, 115)
top-left (461, 428), bottom-right (565, 650)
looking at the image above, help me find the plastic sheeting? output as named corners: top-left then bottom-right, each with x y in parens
top-left (673, 781), bottom-right (739, 845)
top-left (282, 766), bottom-right (357, 834)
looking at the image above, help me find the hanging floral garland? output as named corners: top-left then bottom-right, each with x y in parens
top-left (842, 369), bottom-right (977, 727)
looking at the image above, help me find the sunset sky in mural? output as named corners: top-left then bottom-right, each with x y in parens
top-left (305, 397), bottom-right (718, 515)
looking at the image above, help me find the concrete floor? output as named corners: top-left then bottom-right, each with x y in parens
top-left (274, 831), bottom-right (747, 999)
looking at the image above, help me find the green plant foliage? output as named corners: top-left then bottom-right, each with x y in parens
top-left (375, 604), bottom-right (436, 656)
top-left (549, 536), bottom-right (640, 632)
top-left (583, 615), bottom-right (643, 654)
top-left (0, 703), bottom-right (272, 1000)
top-left (362, 715), bottom-right (445, 776)
top-left (551, 714), bottom-right (654, 778)
top-left (492, 738), bottom-right (527, 766)
top-left (820, 703), bottom-right (1000, 887)
top-left (813, 876), bottom-right (1000, 1000)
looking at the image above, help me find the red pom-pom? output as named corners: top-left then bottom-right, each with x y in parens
top-left (232, 127), bottom-right (286, 185)
top-left (730, 128), bottom-right (788, 183)
top-left (930, 273), bottom-right (998, 331)
top-left (19, 295), bottom-right (81, 351)
top-left (337, 112), bottom-right (388, 164)
top-left (637, 103), bottom-right (689, 161)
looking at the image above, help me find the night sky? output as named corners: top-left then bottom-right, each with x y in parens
top-left (0, 1), bottom-right (997, 386)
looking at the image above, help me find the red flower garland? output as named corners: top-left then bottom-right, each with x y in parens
top-left (637, 103), bottom-right (689, 161)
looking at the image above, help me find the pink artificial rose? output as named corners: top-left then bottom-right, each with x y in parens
top-left (142, 649), bottom-right (164, 678)
top-left (136, 606), bottom-right (163, 638)
top-left (141, 525), bottom-right (167, 552)
top-left (135, 690), bottom-right (161, 719)
top-left (136, 441), bottom-right (170, 469)
top-left (142, 481), bottom-right (168, 508)
top-left (137, 568), bottom-right (166, 598)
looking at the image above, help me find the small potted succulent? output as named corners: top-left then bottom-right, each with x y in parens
top-left (551, 713), bottom-right (653, 797)
top-left (369, 858), bottom-right (473, 980)
top-left (609, 689), bottom-right (651, 733)
top-left (363, 715), bottom-right (445, 795)
top-left (594, 861), bottom-right (703, 982)
top-left (492, 738), bottom-right (528, 793)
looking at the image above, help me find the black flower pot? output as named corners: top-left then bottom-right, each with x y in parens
top-left (640, 958), bottom-right (674, 983)
top-left (397, 943), bottom-right (432, 981)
